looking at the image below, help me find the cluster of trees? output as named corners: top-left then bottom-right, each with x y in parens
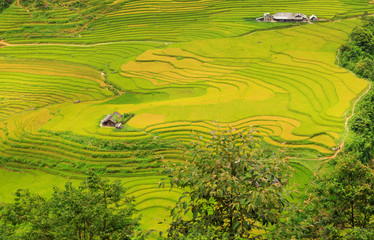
top-left (339, 16), bottom-right (374, 163)
top-left (0, 171), bottom-right (147, 240)
top-left (347, 90), bottom-right (374, 163)
top-left (14, 0), bottom-right (117, 30)
top-left (0, 0), bottom-right (13, 13)
top-left (18, 0), bottom-right (90, 10)
top-left (271, 156), bottom-right (374, 239)
top-left (340, 16), bottom-right (374, 80)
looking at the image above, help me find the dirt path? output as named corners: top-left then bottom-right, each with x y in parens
top-left (288, 78), bottom-right (372, 162)
top-left (335, 79), bottom-right (372, 156)
top-left (2, 40), bottom-right (179, 48)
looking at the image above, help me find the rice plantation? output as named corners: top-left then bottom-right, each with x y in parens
top-left (0, 0), bottom-right (372, 235)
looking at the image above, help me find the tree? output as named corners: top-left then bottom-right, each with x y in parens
top-left (347, 90), bottom-right (374, 163)
top-left (0, 171), bottom-right (145, 240)
top-left (162, 128), bottom-right (293, 239)
top-left (350, 27), bottom-right (374, 53)
top-left (271, 155), bottom-right (374, 239)
top-left (0, 0), bottom-right (13, 12)
top-left (317, 156), bottom-right (374, 230)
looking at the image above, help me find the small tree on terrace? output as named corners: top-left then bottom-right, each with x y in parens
top-left (162, 128), bottom-right (293, 239)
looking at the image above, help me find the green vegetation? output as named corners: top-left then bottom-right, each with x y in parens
top-left (339, 16), bottom-right (374, 163)
top-left (340, 17), bottom-right (374, 81)
top-left (0, 0), bottom-right (13, 13)
top-left (264, 19), bottom-right (374, 239)
top-left (162, 129), bottom-right (292, 239)
top-left (0, 171), bottom-right (145, 239)
top-left (0, 0), bottom-right (373, 236)
top-left (272, 155), bottom-right (374, 239)
top-left (1, 0), bottom-right (126, 40)
top-left (1, 0), bottom-right (373, 43)
top-left (0, 168), bottom-right (80, 203)
top-left (112, 112), bottom-right (135, 125)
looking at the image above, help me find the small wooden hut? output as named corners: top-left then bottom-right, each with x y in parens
top-left (100, 112), bottom-right (123, 127)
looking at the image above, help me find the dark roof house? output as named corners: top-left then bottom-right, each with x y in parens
top-left (100, 111), bottom-right (123, 127)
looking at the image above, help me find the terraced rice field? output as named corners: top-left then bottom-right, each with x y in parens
top-left (0, 168), bottom-right (180, 233)
top-left (1, 0), bottom-right (373, 43)
top-left (0, 0), bottom-right (372, 234)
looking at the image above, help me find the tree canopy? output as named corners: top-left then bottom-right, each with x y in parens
top-left (340, 16), bottom-right (374, 163)
top-left (272, 155), bottom-right (374, 239)
top-left (340, 17), bottom-right (374, 81)
top-left (162, 128), bottom-right (293, 239)
top-left (0, 0), bottom-right (13, 13)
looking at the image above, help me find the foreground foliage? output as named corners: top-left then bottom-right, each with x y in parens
top-left (340, 16), bottom-right (374, 163)
top-left (162, 129), bottom-right (293, 239)
top-left (272, 155), bottom-right (374, 239)
top-left (0, 172), bottom-right (144, 240)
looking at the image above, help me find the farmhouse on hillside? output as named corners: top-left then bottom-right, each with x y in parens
top-left (100, 111), bottom-right (123, 127)
top-left (257, 12), bottom-right (315, 22)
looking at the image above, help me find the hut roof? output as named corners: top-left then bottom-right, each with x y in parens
top-left (272, 12), bottom-right (308, 20)
top-left (295, 12), bottom-right (308, 19)
top-left (100, 112), bottom-right (123, 126)
top-left (310, 14), bottom-right (318, 19)
top-left (272, 12), bottom-right (296, 20)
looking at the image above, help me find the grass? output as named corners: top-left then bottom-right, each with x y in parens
top-left (0, 0), bottom-right (373, 235)
top-left (0, 168), bottom-right (81, 203)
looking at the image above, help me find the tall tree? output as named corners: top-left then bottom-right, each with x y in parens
top-left (162, 128), bottom-right (293, 239)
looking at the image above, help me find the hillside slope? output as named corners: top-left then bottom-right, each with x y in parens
top-left (0, 0), bottom-right (372, 235)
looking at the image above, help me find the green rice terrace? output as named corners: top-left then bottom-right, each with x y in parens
top-left (0, 0), bottom-right (373, 237)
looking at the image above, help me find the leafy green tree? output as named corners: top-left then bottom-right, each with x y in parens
top-left (0, 171), bottom-right (145, 240)
top-left (347, 90), bottom-right (374, 163)
top-left (0, 0), bottom-right (13, 13)
top-left (350, 27), bottom-right (374, 53)
top-left (344, 228), bottom-right (374, 240)
top-left (323, 157), bottom-right (374, 229)
top-left (271, 155), bottom-right (374, 239)
top-left (162, 128), bottom-right (293, 239)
